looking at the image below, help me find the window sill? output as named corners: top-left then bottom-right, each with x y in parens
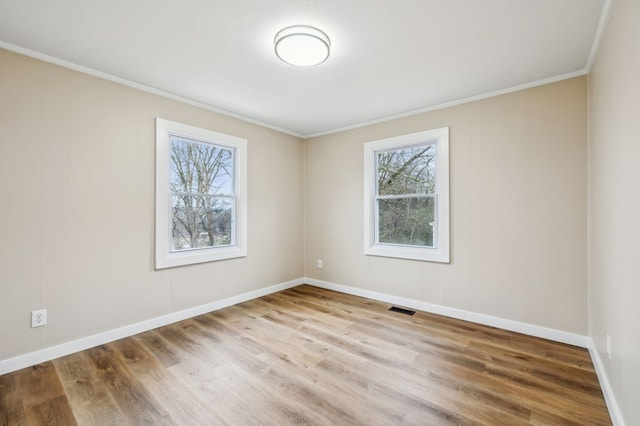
top-left (156, 246), bottom-right (247, 269)
top-left (365, 244), bottom-right (449, 263)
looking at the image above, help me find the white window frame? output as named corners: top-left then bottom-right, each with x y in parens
top-left (155, 118), bottom-right (247, 269)
top-left (364, 127), bottom-right (450, 263)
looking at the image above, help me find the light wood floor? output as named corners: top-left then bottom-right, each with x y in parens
top-left (0, 285), bottom-right (611, 425)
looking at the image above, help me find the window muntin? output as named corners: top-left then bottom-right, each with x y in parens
top-left (364, 128), bottom-right (449, 263)
top-left (156, 118), bottom-right (247, 269)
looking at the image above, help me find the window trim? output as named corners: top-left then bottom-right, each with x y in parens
top-left (155, 118), bottom-right (247, 269)
top-left (363, 127), bottom-right (450, 263)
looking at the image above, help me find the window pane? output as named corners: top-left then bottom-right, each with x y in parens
top-left (378, 197), bottom-right (435, 247)
top-left (170, 136), bottom-right (233, 195)
top-left (377, 144), bottom-right (436, 195)
top-left (171, 195), bottom-right (233, 251)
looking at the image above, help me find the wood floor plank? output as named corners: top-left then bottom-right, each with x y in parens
top-left (53, 352), bottom-right (127, 426)
top-left (0, 285), bottom-right (612, 425)
top-left (29, 395), bottom-right (77, 426)
top-left (0, 370), bottom-right (28, 426)
top-left (109, 336), bottom-right (222, 425)
top-left (82, 344), bottom-right (172, 425)
top-left (15, 363), bottom-right (76, 425)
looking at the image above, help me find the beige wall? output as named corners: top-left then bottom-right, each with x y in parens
top-left (589, 0), bottom-right (640, 423)
top-left (0, 46), bottom-right (593, 373)
top-left (305, 77), bottom-right (588, 334)
top-left (0, 49), bottom-right (304, 361)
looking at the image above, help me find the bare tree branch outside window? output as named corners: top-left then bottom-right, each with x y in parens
top-left (376, 144), bottom-right (436, 247)
top-left (169, 136), bottom-right (234, 251)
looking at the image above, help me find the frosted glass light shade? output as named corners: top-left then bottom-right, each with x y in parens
top-left (274, 25), bottom-right (330, 67)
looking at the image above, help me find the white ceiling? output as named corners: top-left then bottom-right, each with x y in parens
top-left (0, 0), bottom-right (607, 137)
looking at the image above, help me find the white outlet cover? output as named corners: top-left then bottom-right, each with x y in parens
top-left (31, 309), bottom-right (47, 328)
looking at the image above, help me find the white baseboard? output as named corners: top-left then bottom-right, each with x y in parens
top-left (304, 278), bottom-right (589, 348)
top-left (0, 278), bottom-right (304, 376)
top-left (587, 339), bottom-right (625, 426)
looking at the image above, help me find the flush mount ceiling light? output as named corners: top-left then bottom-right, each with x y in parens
top-left (274, 25), bottom-right (331, 67)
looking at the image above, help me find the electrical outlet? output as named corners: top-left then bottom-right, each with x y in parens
top-left (317, 259), bottom-right (323, 269)
top-left (606, 334), bottom-right (611, 359)
top-left (31, 309), bottom-right (47, 328)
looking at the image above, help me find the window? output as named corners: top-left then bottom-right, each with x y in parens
top-left (155, 118), bottom-right (247, 269)
top-left (364, 127), bottom-right (449, 263)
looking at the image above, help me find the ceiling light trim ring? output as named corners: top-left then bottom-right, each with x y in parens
top-left (274, 25), bottom-right (331, 67)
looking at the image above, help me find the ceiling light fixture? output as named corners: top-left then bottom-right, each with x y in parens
top-left (274, 25), bottom-right (331, 67)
